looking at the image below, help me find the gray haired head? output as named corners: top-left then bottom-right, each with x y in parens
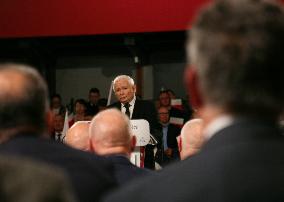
top-left (0, 63), bottom-right (49, 137)
top-left (112, 75), bottom-right (135, 92)
top-left (188, 0), bottom-right (284, 119)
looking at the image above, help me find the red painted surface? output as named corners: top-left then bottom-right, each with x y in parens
top-left (0, 0), bottom-right (210, 38)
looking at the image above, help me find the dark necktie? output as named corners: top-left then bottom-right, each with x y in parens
top-left (56, 133), bottom-right (62, 142)
top-left (124, 103), bottom-right (131, 118)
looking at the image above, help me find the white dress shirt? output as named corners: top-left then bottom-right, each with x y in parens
top-left (121, 96), bottom-right (136, 119)
top-left (203, 115), bottom-right (234, 141)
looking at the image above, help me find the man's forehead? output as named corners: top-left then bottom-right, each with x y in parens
top-left (159, 93), bottom-right (169, 97)
top-left (115, 79), bottom-right (132, 86)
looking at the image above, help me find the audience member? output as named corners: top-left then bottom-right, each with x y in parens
top-left (178, 119), bottom-right (204, 160)
top-left (0, 64), bottom-right (116, 202)
top-left (167, 89), bottom-right (193, 119)
top-left (86, 88), bottom-right (100, 116)
top-left (74, 99), bottom-right (88, 122)
top-left (50, 94), bottom-right (65, 116)
top-left (89, 109), bottom-right (151, 185)
top-left (52, 114), bottom-right (65, 142)
top-left (98, 98), bottom-right (108, 112)
top-left (159, 90), bottom-right (189, 125)
top-left (157, 106), bottom-right (180, 166)
top-left (109, 75), bottom-right (161, 169)
top-left (104, 0), bottom-right (284, 201)
top-left (166, 89), bottom-right (176, 100)
top-left (65, 121), bottom-right (90, 151)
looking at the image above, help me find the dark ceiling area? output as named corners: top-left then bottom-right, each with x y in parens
top-left (0, 31), bottom-right (187, 69)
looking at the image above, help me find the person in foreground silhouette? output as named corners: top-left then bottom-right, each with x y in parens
top-left (103, 0), bottom-right (284, 201)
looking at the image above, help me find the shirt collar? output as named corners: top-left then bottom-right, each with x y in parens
top-left (161, 122), bottom-right (169, 127)
top-left (203, 114), bottom-right (234, 141)
top-left (121, 96), bottom-right (136, 108)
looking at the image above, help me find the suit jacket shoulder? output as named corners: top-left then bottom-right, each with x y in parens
top-left (132, 99), bottom-right (159, 134)
top-left (167, 124), bottom-right (181, 148)
top-left (103, 119), bottom-right (284, 202)
top-left (0, 136), bottom-right (116, 202)
top-left (107, 155), bottom-right (152, 185)
top-left (108, 102), bottom-right (121, 110)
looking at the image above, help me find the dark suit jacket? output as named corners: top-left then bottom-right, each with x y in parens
top-left (103, 118), bottom-right (284, 202)
top-left (0, 135), bottom-right (116, 202)
top-left (164, 124), bottom-right (180, 149)
top-left (158, 123), bottom-right (181, 165)
top-left (109, 99), bottom-right (161, 169)
top-left (86, 102), bottom-right (99, 116)
top-left (106, 155), bottom-right (151, 185)
top-left (109, 99), bottom-right (159, 135)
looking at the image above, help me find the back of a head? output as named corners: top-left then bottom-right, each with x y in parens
top-left (65, 121), bottom-right (90, 151)
top-left (0, 64), bottom-right (48, 140)
top-left (188, 0), bottom-right (284, 120)
top-left (89, 109), bottom-right (131, 155)
top-left (180, 119), bottom-right (204, 160)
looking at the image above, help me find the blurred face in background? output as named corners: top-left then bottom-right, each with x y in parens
top-left (89, 92), bottom-right (100, 105)
top-left (75, 102), bottom-right (86, 115)
top-left (114, 79), bottom-right (136, 104)
top-left (51, 97), bottom-right (61, 109)
top-left (159, 92), bottom-right (171, 107)
top-left (158, 107), bottom-right (170, 124)
top-left (53, 114), bottom-right (64, 132)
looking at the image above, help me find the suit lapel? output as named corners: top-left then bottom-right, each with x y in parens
top-left (131, 99), bottom-right (139, 119)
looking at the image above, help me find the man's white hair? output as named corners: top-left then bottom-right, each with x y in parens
top-left (112, 75), bottom-right (135, 92)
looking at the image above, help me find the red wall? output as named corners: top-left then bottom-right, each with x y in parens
top-left (0, 0), bottom-right (210, 38)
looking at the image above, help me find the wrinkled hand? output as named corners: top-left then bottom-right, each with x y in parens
top-left (164, 148), bottom-right (173, 158)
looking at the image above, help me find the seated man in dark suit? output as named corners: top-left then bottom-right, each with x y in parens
top-left (0, 64), bottom-right (116, 202)
top-left (89, 108), bottom-right (151, 185)
top-left (157, 106), bottom-right (181, 166)
top-left (86, 87), bottom-right (100, 116)
top-left (159, 90), bottom-right (191, 124)
top-left (104, 0), bottom-right (284, 201)
top-left (50, 93), bottom-right (65, 116)
top-left (51, 114), bottom-right (65, 142)
top-left (109, 75), bottom-right (161, 169)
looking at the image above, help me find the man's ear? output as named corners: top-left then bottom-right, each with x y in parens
top-left (133, 85), bottom-right (136, 94)
top-left (184, 66), bottom-right (203, 110)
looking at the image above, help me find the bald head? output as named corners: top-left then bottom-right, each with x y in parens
top-left (0, 64), bottom-right (48, 140)
top-left (179, 119), bottom-right (204, 160)
top-left (89, 109), bottom-right (133, 156)
top-left (65, 121), bottom-right (90, 151)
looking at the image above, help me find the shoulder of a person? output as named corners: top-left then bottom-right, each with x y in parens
top-left (169, 124), bottom-right (181, 131)
top-left (135, 99), bottom-right (154, 106)
top-left (107, 102), bottom-right (120, 108)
